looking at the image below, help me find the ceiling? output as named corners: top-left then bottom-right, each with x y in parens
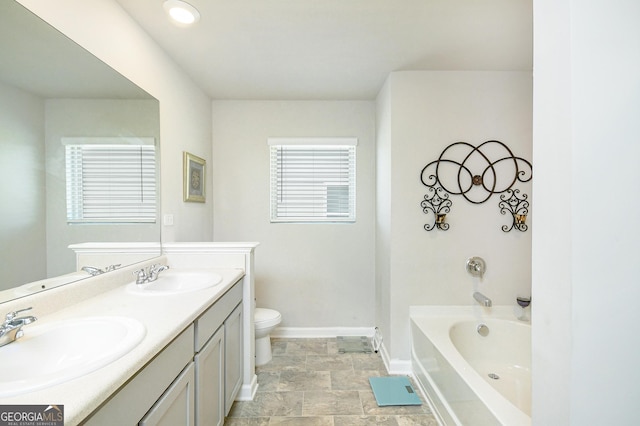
top-left (117, 0), bottom-right (532, 100)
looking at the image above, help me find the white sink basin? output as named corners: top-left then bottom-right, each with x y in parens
top-left (126, 269), bottom-right (223, 295)
top-left (0, 316), bottom-right (145, 397)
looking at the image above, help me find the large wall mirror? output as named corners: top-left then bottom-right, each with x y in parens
top-left (0, 1), bottom-right (161, 303)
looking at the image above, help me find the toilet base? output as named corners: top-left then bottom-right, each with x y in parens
top-left (255, 334), bottom-right (273, 366)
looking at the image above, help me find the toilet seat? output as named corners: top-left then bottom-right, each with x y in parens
top-left (254, 308), bottom-right (281, 329)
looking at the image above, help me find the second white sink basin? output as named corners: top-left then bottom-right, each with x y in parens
top-left (126, 269), bottom-right (223, 295)
top-left (0, 316), bottom-right (146, 397)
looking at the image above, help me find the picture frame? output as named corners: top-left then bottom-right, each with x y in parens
top-left (183, 151), bottom-right (206, 202)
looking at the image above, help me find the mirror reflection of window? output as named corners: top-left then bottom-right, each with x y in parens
top-left (64, 138), bottom-right (157, 224)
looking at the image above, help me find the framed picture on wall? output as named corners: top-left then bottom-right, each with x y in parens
top-left (183, 151), bottom-right (206, 202)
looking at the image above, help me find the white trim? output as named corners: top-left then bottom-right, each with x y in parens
top-left (271, 326), bottom-right (376, 339)
top-left (235, 374), bottom-right (258, 402)
top-left (161, 242), bottom-right (260, 254)
top-left (61, 136), bottom-right (155, 146)
top-left (387, 358), bottom-right (412, 375)
top-left (267, 137), bottom-right (358, 146)
top-left (68, 242), bottom-right (161, 254)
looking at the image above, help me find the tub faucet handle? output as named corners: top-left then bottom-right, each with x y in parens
top-left (466, 257), bottom-right (486, 278)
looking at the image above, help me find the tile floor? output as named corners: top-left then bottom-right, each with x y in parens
top-left (225, 338), bottom-right (439, 425)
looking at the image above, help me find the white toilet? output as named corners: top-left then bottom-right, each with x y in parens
top-left (254, 308), bottom-right (282, 366)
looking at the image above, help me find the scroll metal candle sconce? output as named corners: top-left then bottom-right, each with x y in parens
top-left (420, 140), bottom-right (532, 232)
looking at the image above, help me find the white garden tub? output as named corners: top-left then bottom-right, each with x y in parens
top-left (410, 306), bottom-right (531, 426)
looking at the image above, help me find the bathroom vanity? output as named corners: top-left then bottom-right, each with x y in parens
top-left (0, 243), bottom-right (259, 426)
top-left (85, 277), bottom-right (243, 425)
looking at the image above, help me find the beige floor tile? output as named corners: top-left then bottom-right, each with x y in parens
top-left (226, 338), bottom-right (439, 425)
top-left (330, 369), bottom-right (386, 391)
top-left (302, 390), bottom-right (364, 416)
top-left (279, 370), bottom-right (332, 391)
top-left (268, 416), bottom-right (334, 425)
top-left (396, 415), bottom-right (440, 425)
top-left (333, 415), bottom-right (399, 425)
top-left (257, 354), bottom-right (307, 372)
top-left (236, 391), bottom-right (304, 417)
top-left (306, 354), bottom-right (353, 371)
top-left (223, 417), bottom-right (270, 425)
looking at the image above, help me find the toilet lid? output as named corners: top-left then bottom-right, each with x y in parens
top-left (255, 308), bottom-right (281, 327)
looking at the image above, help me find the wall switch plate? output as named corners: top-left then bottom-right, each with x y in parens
top-left (163, 214), bottom-right (174, 226)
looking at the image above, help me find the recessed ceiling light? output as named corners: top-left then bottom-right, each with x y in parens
top-left (163, 0), bottom-right (200, 26)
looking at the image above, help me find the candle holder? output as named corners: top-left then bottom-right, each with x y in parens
top-left (420, 185), bottom-right (451, 231)
top-left (499, 189), bottom-right (529, 232)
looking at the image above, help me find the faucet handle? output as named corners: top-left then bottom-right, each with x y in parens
top-left (466, 256), bottom-right (486, 278)
top-left (5, 307), bottom-right (33, 322)
top-left (134, 269), bottom-right (148, 279)
top-left (149, 264), bottom-right (168, 272)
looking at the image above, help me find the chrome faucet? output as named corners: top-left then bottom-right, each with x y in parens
top-left (148, 264), bottom-right (169, 281)
top-left (0, 307), bottom-right (37, 347)
top-left (82, 266), bottom-right (103, 276)
top-left (473, 291), bottom-right (492, 307)
top-left (134, 264), bottom-right (169, 284)
top-left (82, 264), bottom-right (121, 276)
top-left (466, 257), bottom-right (486, 278)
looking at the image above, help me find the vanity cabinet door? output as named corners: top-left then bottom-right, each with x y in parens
top-left (224, 303), bottom-right (243, 415)
top-left (84, 326), bottom-right (194, 426)
top-left (139, 362), bottom-right (195, 426)
top-left (195, 326), bottom-right (225, 426)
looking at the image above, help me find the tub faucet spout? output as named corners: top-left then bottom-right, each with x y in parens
top-left (473, 292), bottom-right (492, 307)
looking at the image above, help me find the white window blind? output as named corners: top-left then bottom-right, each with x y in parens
top-left (269, 138), bottom-right (357, 223)
top-left (64, 138), bottom-right (156, 224)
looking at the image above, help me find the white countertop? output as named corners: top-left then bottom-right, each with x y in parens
top-left (0, 266), bottom-right (245, 425)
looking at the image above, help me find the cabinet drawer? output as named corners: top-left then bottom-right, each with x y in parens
top-left (194, 280), bottom-right (242, 352)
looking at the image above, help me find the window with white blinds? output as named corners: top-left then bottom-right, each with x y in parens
top-left (64, 138), bottom-right (157, 224)
top-left (269, 138), bottom-right (357, 223)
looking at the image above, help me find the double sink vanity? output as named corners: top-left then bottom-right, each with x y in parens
top-left (0, 243), bottom-right (259, 425)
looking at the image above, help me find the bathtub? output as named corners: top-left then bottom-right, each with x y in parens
top-left (410, 306), bottom-right (531, 426)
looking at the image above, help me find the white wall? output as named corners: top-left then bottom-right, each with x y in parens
top-left (377, 71), bottom-right (533, 361)
top-left (211, 101), bottom-right (376, 328)
top-left (0, 82), bottom-right (46, 289)
top-left (17, 0), bottom-right (214, 243)
top-left (533, 0), bottom-right (640, 424)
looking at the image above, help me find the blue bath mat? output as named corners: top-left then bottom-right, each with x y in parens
top-left (369, 376), bottom-right (422, 406)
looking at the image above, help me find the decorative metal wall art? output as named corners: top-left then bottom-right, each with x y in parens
top-left (420, 140), bottom-right (532, 232)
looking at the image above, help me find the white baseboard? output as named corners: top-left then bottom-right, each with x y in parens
top-left (376, 341), bottom-right (412, 375)
top-left (235, 374), bottom-right (258, 401)
top-left (271, 326), bottom-right (376, 338)
top-left (387, 358), bottom-right (412, 375)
